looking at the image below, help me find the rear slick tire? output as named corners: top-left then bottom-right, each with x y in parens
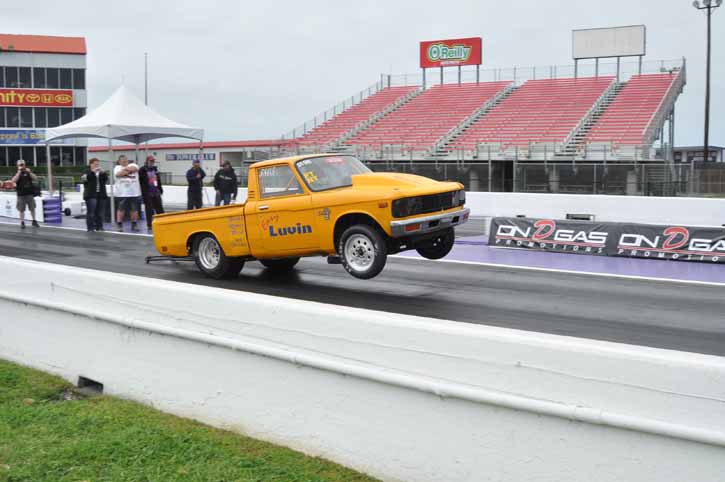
top-left (338, 224), bottom-right (387, 280)
top-left (192, 233), bottom-right (244, 279)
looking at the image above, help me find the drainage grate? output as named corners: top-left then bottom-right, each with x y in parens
top-left (77, 376), bottom-right (104, 394)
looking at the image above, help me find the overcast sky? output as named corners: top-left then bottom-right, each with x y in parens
top-left (2, 0), bottom-right (723, 146)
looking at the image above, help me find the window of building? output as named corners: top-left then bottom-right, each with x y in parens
top-left (46, 68), bottom-right (59, 89)
top-left (6, 108), bottom-right (19, 128)
top-left (19, 107), bottom-right (33, 128)
top-left (50, 146), bottom-right (61, 166)
top-left (35, 146), bottom-right (47, 167)
top-left (61, 146), bottom-right (74, 166)
top-left (47, 109), bottom-right (60, 127)
top-left (59, 69), bottom-right (72, 89)
top-left (0, 107), bottom-right (5, 128)
top-left (35, 108), bottom-right (46, 128)
top-left (18, 67), bottom-right (31, 88)
top-left (74, 147), bottom-right (86, 166)
top-left (0, 67), bottom-right (5, 88)
top-left (73, 108), bottom-right (86, 121)
top-left (7, 147), bottom-right (21, 165)
top-left (33, 68), bottom-right (46, 89)
top-left (0, 147), bottom-right (7, 167)
top-left (72, 69), bottom-right (85, 90)
top-left (5, 67), bottom-right (18, 88)
top-left (60, 108), bottom-right (73, 125)
top-left (21, 147), bottom-right (34, 166)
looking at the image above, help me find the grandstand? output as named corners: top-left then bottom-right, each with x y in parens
top-left (283, 60), bottom-right (685, 163)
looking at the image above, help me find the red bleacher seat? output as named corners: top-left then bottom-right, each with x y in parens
top-left (448, 76), bottom-right (614, 151)
top-left (347, 81), bottom-right (512, 151)
top-left (297, 86), bottom-right (418, 146)
top-left (585, 73), bottom-right (678, 146)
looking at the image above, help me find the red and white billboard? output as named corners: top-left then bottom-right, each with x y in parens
top-left (419, 37), bottom-right (482, 68)
top-left (0, 88), bottom-right (74, 107)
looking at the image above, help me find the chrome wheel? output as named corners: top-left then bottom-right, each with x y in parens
top-left (344, 233), bottom-right (374, 273)
top-left (197, 236), bottom-right (221, 270)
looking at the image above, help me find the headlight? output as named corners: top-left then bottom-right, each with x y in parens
top-left (459, 189), bottom-right (466, 205)
top-left (392, 197), bottom-right (421, 218)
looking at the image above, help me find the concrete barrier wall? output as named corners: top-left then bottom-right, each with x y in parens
top-left (465, 192), bottom-right (725, 234)
top-left (1, 256), bottom-right (724, 481)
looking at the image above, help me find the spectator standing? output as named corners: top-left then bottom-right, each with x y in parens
top-left (213, 161), bottom-right (238, 206)
top-left (186, 159), bottom-right (206, 210)
top-left (81, 158), bottom-right (108, 232)
top-left (113, 155), bottom-right (142, 232)
top-left (11, 159), bottom-right (39, 229)
top-left (138, 155), bottom-right (165, 230)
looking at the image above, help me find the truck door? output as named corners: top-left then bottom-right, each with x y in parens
top-left (251, 164), bottom-right (318, 254)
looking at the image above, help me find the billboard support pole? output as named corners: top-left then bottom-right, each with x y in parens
top-left (422, 69), bottom-right (426, 90)
top-left (616, 57), bottom-right (621, 82)
top-left (440, 67), bottom-right (443, 85)
top-left (476, 65), bottom-right (480, 84)
top-left (638, 56), bottom-right (643, 75)
top-left (595, 58), bottom-right (599, 78)
top-left (457, 66), bottom-right (461, 85)
top-left (574, 60), bottom-right (578, 79)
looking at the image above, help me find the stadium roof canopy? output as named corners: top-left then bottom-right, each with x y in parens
top-left (45, 85), bottom-right (204, 144)
top-left (0, 33), bottom-right (86, 55)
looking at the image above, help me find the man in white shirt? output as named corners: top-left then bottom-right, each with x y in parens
top-left (113, 155), bottom-right (141, 232)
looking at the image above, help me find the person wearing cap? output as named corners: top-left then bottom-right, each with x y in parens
top-left (10, 159), bottom-right (39, 229)
top-left (213, 161), bottom-right (238, 206)
top-left (185, 159), bottom-right (206, 210)
top-left (138, 154), bottom-right (165, 230)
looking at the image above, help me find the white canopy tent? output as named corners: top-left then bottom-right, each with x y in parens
top-left (44, 85), bottom-right (204, 217)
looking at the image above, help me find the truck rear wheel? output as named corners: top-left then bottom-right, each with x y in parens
top-left (415, 228), bottom-right (455, 260)
top-left (259, 257), bottom-right (300, 273)
top-left (338, 225), bottom-right (387, 279)
top-left (193, 233), bottom-right (244, 279)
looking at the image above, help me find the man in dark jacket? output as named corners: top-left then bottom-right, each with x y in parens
top-left (138, 155), bottom-right (165, 229)
top-left (186, 159), bottom-right (206, 210)
top-left (213, 161), bottom-right (238, 206)
top-left (81, 157), bottom-right (108, 232)
top-left (11, 159), bottom-right (39, 229)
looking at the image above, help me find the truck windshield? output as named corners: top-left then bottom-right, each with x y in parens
top-left (295, 155), bottom-right (371, 192)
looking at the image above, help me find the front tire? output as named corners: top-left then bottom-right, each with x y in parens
top-left (259, 257), bottom-right (300, 273)
top-left (415, 227), bottom-right (455, 260)
top-left (338, 225), bottom-right (387, 279)
top-left (192, 233), bottom-right (244, 279)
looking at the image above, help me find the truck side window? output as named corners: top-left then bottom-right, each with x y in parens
top-left (258, 165), bottom-right (303, 199)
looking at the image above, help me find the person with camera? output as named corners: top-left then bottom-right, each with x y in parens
top-left (11, 159), bottom-right (39, 229)
top-left (81, 157), bottom-right (109, 232)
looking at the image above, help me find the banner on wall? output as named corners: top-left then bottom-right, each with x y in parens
top-left (0, 89), bottom-right (73, 107)
top-left (419, 37), bottom-right (482, 68)
top-left (489, 217), bottom-right (725, 264)
top-left (0, 129), bottom-right (45, 144)
top-left (165, 153), bottom-right (216, 161)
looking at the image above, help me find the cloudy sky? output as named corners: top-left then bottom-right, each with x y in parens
top-left (2, 0), bottom-right (723, 145)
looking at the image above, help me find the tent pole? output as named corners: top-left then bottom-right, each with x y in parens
top-left (46, 143), bottom-right (53, 196)
top-left (109, 138), bottom-right (115, 223)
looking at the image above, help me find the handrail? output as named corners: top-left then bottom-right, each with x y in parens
top-left (562, 78), bottom-right (618, 152)
top-left (642, 63), bottom-right (685, 147)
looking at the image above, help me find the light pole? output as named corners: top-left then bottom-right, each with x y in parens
top-left (692, 0), bottom-right (722, 164)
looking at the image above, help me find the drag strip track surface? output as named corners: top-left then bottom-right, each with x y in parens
top-left (1, 223), bottom-right (724, 356)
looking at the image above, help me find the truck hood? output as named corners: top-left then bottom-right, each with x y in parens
top-left (351, 172), bottom-right (461, 195)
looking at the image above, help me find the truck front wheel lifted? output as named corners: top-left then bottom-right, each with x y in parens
top-left (339, 225), bottom-right (387, 279)
top-left (415, 227), bottom-right (455, 260)
top-left (193, 233), bottom-right (244, 279)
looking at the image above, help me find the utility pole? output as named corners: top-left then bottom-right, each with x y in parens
top-left (693, 0), bottom-right (722, 163)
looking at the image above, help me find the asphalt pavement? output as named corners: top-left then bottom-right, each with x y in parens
top-left (0, 222), bottom-right (723, 356)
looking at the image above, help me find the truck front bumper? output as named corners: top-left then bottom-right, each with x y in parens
top-left (390, 207), bottom-right (470, 238)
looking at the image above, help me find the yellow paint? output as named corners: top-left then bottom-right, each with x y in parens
top-left (152, 154), bottom-right (465, 260)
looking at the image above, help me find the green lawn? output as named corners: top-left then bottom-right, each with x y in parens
top-left (0, 359), bottom-right (379, 482)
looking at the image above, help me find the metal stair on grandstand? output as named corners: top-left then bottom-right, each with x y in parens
top-left (432, 84), bottom-right (519, 160)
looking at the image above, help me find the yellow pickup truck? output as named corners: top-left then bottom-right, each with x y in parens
top-left (152, 154), bottom-right (469, 279)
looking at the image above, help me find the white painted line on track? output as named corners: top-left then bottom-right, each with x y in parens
top-left (0, 220), bottom-right (153, 237)
top-left (392, 255), bottom-right (725, 288)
